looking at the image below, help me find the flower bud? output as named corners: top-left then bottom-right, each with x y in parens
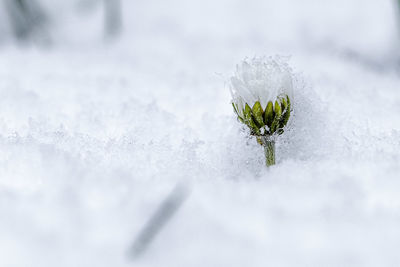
top-left (229, 57), bottom-right (293, 137)
top-left (229, 56), bottom-right (295, 166)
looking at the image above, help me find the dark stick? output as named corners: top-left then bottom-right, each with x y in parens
top-left (104, 0), bottom-right (122, 37)
top-left (129, 183), bottom-right (190, 259)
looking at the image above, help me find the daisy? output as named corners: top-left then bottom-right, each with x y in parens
top-left (229, 56), bottom-right (293, 166)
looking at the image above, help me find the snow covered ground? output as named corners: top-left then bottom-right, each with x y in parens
top-left (1, 0), bottom-right (400, 266)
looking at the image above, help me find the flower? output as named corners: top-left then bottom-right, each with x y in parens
top-left (230, 56), bottom-right (293, 136)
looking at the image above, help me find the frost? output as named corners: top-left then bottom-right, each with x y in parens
top-left (230, 56), bottom-right (294, 112)
top-left (1, 0), bottom-right (400, 267)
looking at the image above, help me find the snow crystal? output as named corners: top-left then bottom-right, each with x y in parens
top-left (1, 0), bottom-right (400, 266)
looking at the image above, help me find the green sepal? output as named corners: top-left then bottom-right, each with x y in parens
top-left (232, 103), bottom-right (245, 123)
top-left (232, 102), bottom-right (239, 115)
top-left (264, 101), bottom-right (274, 129)
top-left (256, 136), bottom-right (263, 145)
top-left (243, 103), bottom-right (252, 122)
top-left (270, 100), bottom-right (282, 134)
top-left (280, 97), bottom-right (287, 113)
top-left (244, 103), bottom-right (260, 135)
top-left (279, 95), bottom-right (291, 129)
top-left (274, 100), bottom-right (282, 117)
top-left (252, 101), bottom-right (264, 128)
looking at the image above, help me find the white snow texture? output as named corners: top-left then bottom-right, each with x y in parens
top-left (1, 0), bottom-right (400, 266)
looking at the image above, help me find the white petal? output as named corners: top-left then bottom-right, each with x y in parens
top-left (229, 56), bottom-right (294, 109)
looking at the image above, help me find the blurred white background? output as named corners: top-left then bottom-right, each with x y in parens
top-left (1, 0), bottom-right (400, 266)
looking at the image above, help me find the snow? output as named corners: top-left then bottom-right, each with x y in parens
top-left (1, 0), bottom-right (400, 266)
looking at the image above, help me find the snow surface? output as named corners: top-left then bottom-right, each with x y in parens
top-left (1, 0), bottom-right (400, 266)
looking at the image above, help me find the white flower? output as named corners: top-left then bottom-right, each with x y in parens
top-left (229, 56), bottom-right (293, 118)
top-left (228, 56), bottom-right (295, 167)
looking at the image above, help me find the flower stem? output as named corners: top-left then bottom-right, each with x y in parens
top-left (261, 136), bottom-right (275, 167)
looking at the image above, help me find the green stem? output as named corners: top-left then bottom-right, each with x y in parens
top-left (260, 136), bottom-right (275, 167)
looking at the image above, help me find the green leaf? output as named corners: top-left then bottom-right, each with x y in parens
top-left (252, 101), bottom-right (264, 127)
